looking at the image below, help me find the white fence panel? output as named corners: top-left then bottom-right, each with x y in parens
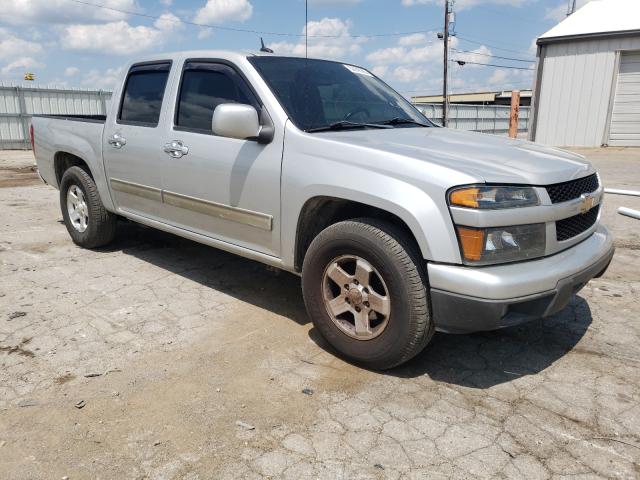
top-left (0, 85), bottom-right (112, 149)
top-left (414, 102), bottom-right (530, 135)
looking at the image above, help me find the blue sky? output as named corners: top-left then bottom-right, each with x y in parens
top-left (0, 0), bottom-right (592, 95)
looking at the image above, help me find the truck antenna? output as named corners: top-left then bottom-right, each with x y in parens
top-left (260, 37), bottom-right (273, 54)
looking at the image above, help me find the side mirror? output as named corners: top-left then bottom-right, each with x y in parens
top-left (211, 104), bottom-right (261, 141)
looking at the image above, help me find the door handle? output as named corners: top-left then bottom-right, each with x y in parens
top-left (107, 133), bottom-right (126, 149)
top-left (163, 140), bottom-right (189, 159)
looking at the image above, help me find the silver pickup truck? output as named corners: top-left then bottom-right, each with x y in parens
top-left (33, 51), bottom-right (614, 369)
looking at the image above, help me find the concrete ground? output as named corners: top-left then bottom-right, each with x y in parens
top-left (0, 148), bottom-right (639, 480)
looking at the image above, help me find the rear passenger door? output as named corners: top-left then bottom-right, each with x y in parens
top-left (103, 61), bottom-right (172, 220)
top-left (159, 60), bottom-right (282, 257)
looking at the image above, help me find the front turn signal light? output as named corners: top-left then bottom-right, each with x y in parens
top-left (455, 224), bottom-right (546, 265)
top-left (456, 226), bottom-right (485, 261)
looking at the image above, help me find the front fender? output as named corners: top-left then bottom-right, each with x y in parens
top-left (281, 165), bottom-right (462, 268)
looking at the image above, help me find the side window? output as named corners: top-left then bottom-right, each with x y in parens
top-left (119, 62), bottom-right (171, 126)
top-left (175, 62), bottom-right (259, 132)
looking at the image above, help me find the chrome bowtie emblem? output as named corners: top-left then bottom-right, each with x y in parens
top-left (580, 193), bottom-right (596, 214)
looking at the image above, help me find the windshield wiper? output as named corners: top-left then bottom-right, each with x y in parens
top-left (377, 117), bottom-right (431, 127)
top-left (306, 121), bottom-right (393, 133)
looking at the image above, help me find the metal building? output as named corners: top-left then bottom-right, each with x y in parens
top-left (530, 0), bottom-right (640, 147)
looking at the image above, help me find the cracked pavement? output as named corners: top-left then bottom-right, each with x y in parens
top-left (0, 149), bottom-right (639, 479)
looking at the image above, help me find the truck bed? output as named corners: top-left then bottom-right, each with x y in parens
top-left (33, 114), bottom-right (106, 123)
top-left (32, 114), bottom-right (107, 190)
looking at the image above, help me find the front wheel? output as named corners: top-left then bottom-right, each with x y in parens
top-left (302, 218), bottom-right (433, 370)
top-left (59, 166), bottom-right (117, 249)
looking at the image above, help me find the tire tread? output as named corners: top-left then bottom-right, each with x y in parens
top-left (60, 166), bottom-right (116, 249)
top-left (302, 217), bottom-right (434, 369)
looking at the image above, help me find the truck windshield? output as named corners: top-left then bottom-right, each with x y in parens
top-left (248, 56), bottom-right (433, 132)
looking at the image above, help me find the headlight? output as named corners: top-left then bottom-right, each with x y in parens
top-left (456, 223), bottom-right (546, 265)
top-left (449, 185), bottom-right (539, 209)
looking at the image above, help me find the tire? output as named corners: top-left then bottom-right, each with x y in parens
top-left (59, 166), bottom-right (117, 249)
top-left (302, 218), bottom-right (434, 370)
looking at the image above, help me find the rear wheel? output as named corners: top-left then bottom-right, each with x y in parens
top-left (60, 166), bottom-right (117, 248)
top-left (302, 218), bottom-right (433, 370)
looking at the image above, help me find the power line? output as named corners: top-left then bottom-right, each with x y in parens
top-left (451, 59), bottom-right (534, 70)
top-left (66, 0), bottom-right (440, 39)
top-left (451, 48), bottom-right (534, 63)
top-left (456, 35), bottom-right (533, 56)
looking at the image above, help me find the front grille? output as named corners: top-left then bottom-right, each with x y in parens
top-left (556, 205), bottom-right (600, 241)
top-left (546, 174), bottom-right (599, 204)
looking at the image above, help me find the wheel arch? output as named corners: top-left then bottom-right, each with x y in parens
top-left (54, 151), bottom-right (93, 186)
top-left (293, 194), bottom-right (434, 273)
top-left (52, 148), bottom-right (116, 212)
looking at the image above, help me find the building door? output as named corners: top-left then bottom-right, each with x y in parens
top-left (609, 51), bottom-right (640, 147)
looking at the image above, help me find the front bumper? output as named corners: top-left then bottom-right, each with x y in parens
top-left (428, 225), bottom-right (614, 333)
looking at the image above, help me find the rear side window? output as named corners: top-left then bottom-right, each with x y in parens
top-left (119, 62), bottom-right (171, 126)
top-left (175, 62), bottom-right (258, 132)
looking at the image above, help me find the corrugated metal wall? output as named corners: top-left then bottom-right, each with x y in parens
top-left (0, 85), bottom-right (112, 149)
top-left (415, 103), bottom-right (530, 135)
top-left (532, 36), bottom-right (640, 147)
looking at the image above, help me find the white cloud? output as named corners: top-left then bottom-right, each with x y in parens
top-left (452, 45), bottom-right (493, 69)
top-left (197, 28), bottom-right (213, 39)
top-left (154, 12), bottom-right (183, 32)
top-left (1, 57), bottom-right (44, 75)
top-left (366, 47), bottom-right (407, 65)
top-left (398, 33), bottom-right (429, 47)
top-left (371, 65), bottom-right (389, 78)
top-left (365, 33), bottom-right (454, 88)
top-left (485, 65), bottom-right (534, 90)
top-left (401, 0), bottom-right (527, 9)
top-left (489, 68), bottom-right (509, 85)
top-left (366, 34), bottom-right (447, 66)
top-left (82, 66), bottom-right (124, 89)
top-left (160, 0), bottom-right (173, 5)
top-left (194, 0), bottom-right (253, 24)
top-left (0, 0), bottom-right (138, 25)
top-left (390, 65), bottom-right (426, 83)
top-left (269, 18), bottom-right (366, 60)
top-left (544, 3), bottom-right (568, 22)
top-left (65, 67), bottom-right (80, 77)
top-left (60, 21), bottom-right (164, 55)
top-left (0, 29), bottom-right (43, 60)
top-left (365, 29), bottom-right (534, 94)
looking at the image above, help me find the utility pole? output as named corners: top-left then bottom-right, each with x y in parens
top-left (567, 0), bottom-right (577, 16)
top-left (442, 0), bottom-right (450, 127)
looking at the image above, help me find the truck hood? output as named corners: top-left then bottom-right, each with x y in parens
top-left (317, 127), bottom-right (594, 185)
